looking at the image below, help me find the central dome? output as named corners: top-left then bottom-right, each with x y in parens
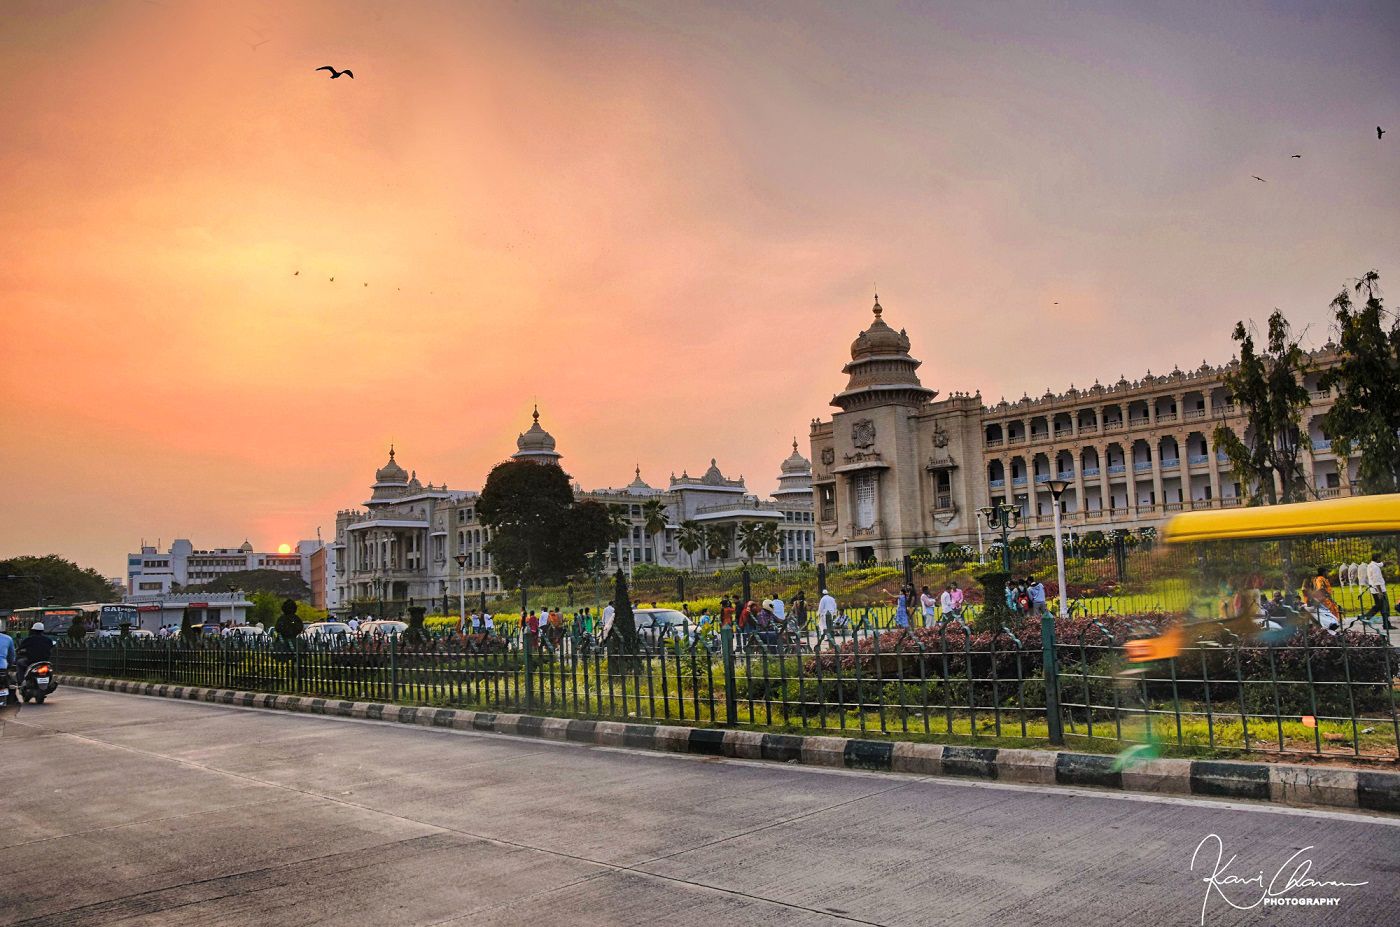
top-left (512, 406), bottom-right (563, 464)
top-left (375, 446), bottom-right (409, 486)
top-left (849, 298), bottom-right (912, 360)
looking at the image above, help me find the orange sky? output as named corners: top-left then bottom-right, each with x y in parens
top-left (2, 0), bottom-right (1397, 575)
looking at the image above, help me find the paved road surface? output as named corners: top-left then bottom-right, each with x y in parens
top-left (1, 688), bottom-right (1395, 926)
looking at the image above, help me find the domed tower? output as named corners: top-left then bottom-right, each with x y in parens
top-left (369, 445), bottom-right (411, 503)
top-left (772, 439), bottom-right (813, 503)
top-left (512, 406), bottom-right (563, 465)
top-left (832, 296), bottom-right (938, 411)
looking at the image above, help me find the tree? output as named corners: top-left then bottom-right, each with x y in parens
top-left (187, 569), bottom-right (310, 600)
top-left (703, 524), bottom-right (732, 561)
top-left (1320, 271), bottom-right (1400, 494)
top-left (0, 555), bottom-right (118, 610)
top-left (610, 569), bottom-right (638, 653)
top-left (248, 591), bottom-right (279, 627)
top-left (275, 598), bottom-right (304, 639)
top-left (736, 521), bottom-right (780, 563)
top-left (676, 520), bottom-right (705, 569)
top-left (1212, 309), bottom-right (1311, 505)
top-left (641, 499), bottom-right (669, 562)
top-left (478, 461), bottom-right (619, 587)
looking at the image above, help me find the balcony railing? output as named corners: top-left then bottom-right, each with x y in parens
top-left (1185, 408), bottom-right (1208, 420)
top-left (1134, 460), bottom-right (1153, 472)
top-left (1157, 412), bottom-right (1178, 423)
top-left (934, 494), bottom-right (954, 511)
top-left (1053, 427), bottom-right (1073, 438)
top-left (1012, 476), bottom-right (1028, 487)
top-left (985, 437), bottom-right (1004, 448)
top-left (1079, 423), bottom-right (1098, 434)
top-left (1164, 501), bottom-right (1184, 512)
top-left (1082, 466), bottom-right (1100, 476)
top-left (1103, 420), bottom-right (1125, 431)
top-left (1108, 464), bottom-right (1126, 474)
top-left (1312, 439), bottom-right (1332, 451)
top-left (1035, 473), bottom-right (1049, 484)
top-left (1311, 389), bottom-right (1330, 400)
top-left (989, 478), bottom-right (1006, 489)
top-left (1007, 435), bottom-right (1026, 445)
top-left (1056, 470), bottom-right (1074, 480)
top-left (1318, 487), bottom-right (1341, 499)
top-left (1220, 497), bottom-right (1242, 507)
top-left (1030, 431), bottom-right (1050, 443)
top-left (1161, 458), bottom-right (1180, 470)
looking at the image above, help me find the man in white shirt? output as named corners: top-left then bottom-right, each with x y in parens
top-left (1364, 558), bottom-right (1393, 630)
top-left (920, 585), bottom-right (937, 626)
top-left (817, 589), bottom-right (838, 635)
top-left (771, 595), bottom-right (785, 622)
top-left (938, 585), bottom-right (955, 622)
top-left (347, 616), bottom-right (360, 632)
top-left (601, 601), bottom-right (616, 640)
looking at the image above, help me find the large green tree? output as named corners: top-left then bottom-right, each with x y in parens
top-left (0, 555), bottom-right (118, 610)
top-left (641, 498), bottom-right (669, 562)
top-left (676, 520), bottom-right (705, 569)
top-left (186, 568), bottom-right (310, 599)
top-left (1212, 309), bottom-right (1311, 505)
top-left (478, 461), bottom-right (620, 587)
top-left (1320, 271), bottom-right (1400, 494)
top-left (736, 521), bottom-right (781, 563)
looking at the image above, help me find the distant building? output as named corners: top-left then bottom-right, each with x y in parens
top-left (809, 296), bottom-right (1351, 563)
top-left (126, 538), bottom-right (320, 595)
top-left (328, 410), bottom-right (814, 613)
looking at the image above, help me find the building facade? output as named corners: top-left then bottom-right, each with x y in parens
top-left (810, 297), bottom-right (1352, 564)
top-left (126, 538), bottom-right (321, 595)
top-left (328, 412), bottom-right (815, 614)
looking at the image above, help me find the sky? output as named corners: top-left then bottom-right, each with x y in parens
top-left (1, 0), bottom-right (1397, 576)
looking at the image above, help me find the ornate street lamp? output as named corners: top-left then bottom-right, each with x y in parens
top-left (977, 501), bottom-right (1021, 573)
top-left (1044, 479), bottom-right (1071, 623)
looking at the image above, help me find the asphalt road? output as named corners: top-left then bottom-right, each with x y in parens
top-left (1, 689), bottom-right (1396, 927)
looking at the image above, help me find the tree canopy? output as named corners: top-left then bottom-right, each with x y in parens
top-left (478, 461), bottom-right (623, 587)
top-left (1212, 309), bottom-right (1311, 505)
top-left (185, 569), bottom-right (310, 599)
top-left (0, 555), bottom-right (119, 610)
top-left (1320, 271), bottom-right (1400, 494)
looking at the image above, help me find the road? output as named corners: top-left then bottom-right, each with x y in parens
top-left (1, 688), bottom-right (1395, 927)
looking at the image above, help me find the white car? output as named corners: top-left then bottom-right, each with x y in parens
top-left (633, 609), bottom-right (693, 646)
top-left (302, 621), bottom-right (353, 642)
top-left (358, 620), bottom-right (408, 638)
top-left (224, 625), bottom-right (267, 640)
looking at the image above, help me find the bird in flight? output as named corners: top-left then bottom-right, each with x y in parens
top-left (329, 276), bottom-right (335, 282)
top-left (1252, 175), bottom-right (1267, 182)
top-left (1380, 126), bottom-right (1387, 140)
top-left (1290, 154), bottom-right (1301, 159)
top-left (293, 270), bottom-right (299, 276)
top-left (316, 66), bottom-right (354, 79)
top-left (363, 282), bottom-right (368, 287)
top-left (245, 38), bottom-right (270, 51)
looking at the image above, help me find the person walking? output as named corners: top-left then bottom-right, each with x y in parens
top-left (938, 584), bottom-right (956, 623)
top-left (601, 601), bottom-right (616, 642)
top-left (1364, 557), bottom-right (1393, 630)
top-left (791, 591), bottom-right (808, 632)
top-left (719, 596), bottom-right (735, 627)
top-left (1028, 577), bottom-right (1047, 617)
top-left (817, 588), bottom-right (838, 635)
top-left (919, 585), bottom-right (937, 627)
top-left (891, 587), bottom-right (910, 629)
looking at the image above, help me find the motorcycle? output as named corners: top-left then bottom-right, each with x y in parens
top-left (18, 661), bottom-right (57, 704)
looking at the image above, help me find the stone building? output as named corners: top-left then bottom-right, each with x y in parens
top-left (809, 297), bottom-right (1351, 564)
top-left (329, 411), bottom-right (814, 613)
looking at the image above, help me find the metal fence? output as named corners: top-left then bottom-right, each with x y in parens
top-left (55, 615), bottom-right (1398, 759)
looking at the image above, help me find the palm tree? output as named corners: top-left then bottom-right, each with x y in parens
top-left (641, 498), bottom-right (669, 564)
top-left (703, 524), bottom-right (731, 562)
top-left (606, 504), bottom-right (631, 568)
top-left (736, 521), bottom-right (771, 564)
top-left (676, 520), bottom-right (705, 569)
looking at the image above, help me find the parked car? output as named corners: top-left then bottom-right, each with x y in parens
top-left (632, 609), bottom-right (691, 647)
top-left (224, 625), bottom-right (267, 640)
top-left (357, 620), bottom-right (407, 638)
top-left (302, 621), bottom-right (354, 642)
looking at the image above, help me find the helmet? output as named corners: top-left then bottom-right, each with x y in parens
top-left (31, 622), bottom-right (44, 632)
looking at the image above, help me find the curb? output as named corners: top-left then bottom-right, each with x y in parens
top-left (61, 676), bottom-right (1400, 815)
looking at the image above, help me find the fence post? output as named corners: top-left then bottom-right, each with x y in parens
top-left (1040, 610), bottom-right (1064, 745)
top-left (720, 624), bottom-right (739, 726)
top-left (741, 568), bottom-right (752, 607)
top-left (1113, 532), bottom-right (1127, 581)
top-left (817, 561), bottom-right (827, 597)
top-left (903, 554), bottom-right (914, 587)
top-left (677, 573), bottom-right (686, 604)
top-left (389, 635), bottom-right (399, 701)
top-left (523, 638), bottom-right (534, 712)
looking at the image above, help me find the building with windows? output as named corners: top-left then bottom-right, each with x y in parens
top-left (809, 296), bottom-right (1350, 564)
top-left (328, 411), bottom-right (815, 613)
top-left (126, 538), bottom-right (320, 595)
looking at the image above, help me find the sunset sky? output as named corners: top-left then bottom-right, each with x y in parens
top-left (2, 0), bottom-right (1397, 576)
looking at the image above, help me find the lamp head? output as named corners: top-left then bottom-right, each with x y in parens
top-left (1046, 478), bottom-right (1070, 498)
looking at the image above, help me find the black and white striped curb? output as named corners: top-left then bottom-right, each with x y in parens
top-left (63, 676), bottom-right (1400, 815)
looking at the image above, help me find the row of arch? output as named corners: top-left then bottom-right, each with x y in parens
top-left (987, 432), bottom-right (1220, 485)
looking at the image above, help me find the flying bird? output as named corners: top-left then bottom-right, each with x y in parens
top-left (316, 66), bottom-right (354, 79)
top-left (1252, 175), bottom-right (1267, 182)
top-left (1290, 154), bottom-right (1301, 158)
top-left (1380, 126), bottom-right (1387, 140)
top-left (329, 276), bottom-right (334, 282)
top-left (245, 38), bottom-right (270, 51)
top-left (293, 270), bottom-right (299, 276)
top-left (363, 282), bottom-right (368, 287)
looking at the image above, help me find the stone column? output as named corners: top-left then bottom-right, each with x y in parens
top-left (1098, 445), bottom-right (1112, 514)
top-left (1150, 443), bottom-right (1165, 514)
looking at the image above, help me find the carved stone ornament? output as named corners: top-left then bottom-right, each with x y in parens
top-left (852, 419), bottom-right (876, 449)
top-left (820, 447), bottom-right (835, 466)
top-left (932, 423), bottom-right (950, 448)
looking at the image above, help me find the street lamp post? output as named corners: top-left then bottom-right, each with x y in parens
top-left (977, 502), bottom-right (1021, 574)
top-left (1042, 478), bottom-right (1070, 746)
top-left (455, 553), bottom-right (468, 633)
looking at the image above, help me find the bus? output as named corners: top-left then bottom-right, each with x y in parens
top-left (5, 603), bottom-right (140, 637)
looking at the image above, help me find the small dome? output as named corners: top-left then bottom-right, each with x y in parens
top-left (239, 540), bottom-right (253, 553)
top-left (780, 438), bottom-right (810, 474)
top-left (375, 445), bottom-right (409, 485)
top-left (627, 466), bottom-right (652, 491)
top-left (408, 470), bottom-right (423, 491)
top-left (849, 297), bottom-right (912, 360)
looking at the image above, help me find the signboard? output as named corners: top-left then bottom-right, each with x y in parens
top-left (99, 604), bottom-right (139, 630)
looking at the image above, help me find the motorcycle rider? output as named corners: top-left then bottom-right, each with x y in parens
top-left (0, 625), bottom-right (16, 702)
top-left (14, 621), bottom-right (54, 684)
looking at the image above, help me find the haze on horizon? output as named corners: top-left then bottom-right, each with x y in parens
top-left (1, 0), bottom-right (1397, 576)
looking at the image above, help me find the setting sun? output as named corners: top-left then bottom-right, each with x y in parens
top-left (277, 543), bottom-right (292, 554)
